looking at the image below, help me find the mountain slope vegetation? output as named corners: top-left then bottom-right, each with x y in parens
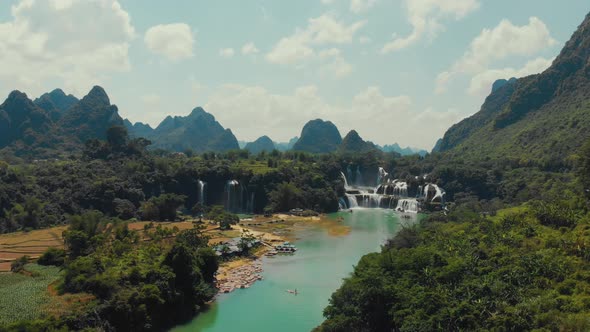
top-left (148, 107), bottom-right (240, 153)
top-left (338, 130), bottom-right (378, 153)
top-left (245, 135), bottom-right (276, 154)
top-left (438, 13), bottom-right (590, 167)
top-left (292, 119), bottom-right (342, 153)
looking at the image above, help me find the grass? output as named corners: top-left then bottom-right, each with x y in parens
top-left (234, 160), bottom-right (274, 175)
top-left (0, 264), bottom-right (61, 325)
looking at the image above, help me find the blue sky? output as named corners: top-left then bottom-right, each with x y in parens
top-left (0, 0), bottom-right (588, 149)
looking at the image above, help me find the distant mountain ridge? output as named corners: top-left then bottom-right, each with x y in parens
top-left (1, 86), bottom-right (433, 158)
top-left (437, 12), bottom-right (590, 163)
top-left (379, 143), bottom-right (428, 156)
top-left (34, 89), bottom-right (79, 114)
top-left (59, 86), bottom-right (124, 142)
top-left (292, 119), bottom-right (342, 153)
top-left (0, 91), bottom-right (54, 150)
top-left (0, 86), bottom-right (129, 158)
top-left (131, 107), bottom-right (240, 153)
top-left (245, 136), bottom-right (276, 154)
top-left (274, 137), bottom-right (298, 151)
top-left (124, 120), bottom-right (154, 139)
top-left (437, 78), bottom-right (519, 152)
top-left (339, 130), bottom-right (378, 153)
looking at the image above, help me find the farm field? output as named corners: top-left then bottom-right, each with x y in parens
top-left (0, 221), bottom-right (242, 271)
top-left (0, 264), bottom-right (61, 325)
top-left (0, 227), bottom-right (66, 272)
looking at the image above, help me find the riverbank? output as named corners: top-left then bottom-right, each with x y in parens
top-left (210, 213), bottom-right (351, 295)
top-left (173, 209), bottom-right (408, 332)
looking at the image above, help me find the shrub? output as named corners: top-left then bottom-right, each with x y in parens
top-left (530, 201), bottom-right (579, 228)
top-left (10, 255), bottom-right (29, 273)
top-left (37, 248), bottom-right (66, 267)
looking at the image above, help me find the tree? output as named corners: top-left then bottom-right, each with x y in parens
top-left (268, 182), bottom-right (302, 212)
top-left (10, 255), bottom-right (29, 273)
top-left (191, 202), bottom-right (205, 222)
top-left (63, 230), bottom-right (89, 258)
top-left (83, 138), bottom-right (109, 159)
top-left (38, 247), bottom-right (66, 266)
top-left (5, 197), bottom-right (45, 230)
top-left (176, 228), bottom-right (209, 249)
top-left (142, 194), bottom-right (186, 221)
top-left (107, 125), bottom-right (129, 151)
top-left (205, 205), bottom-right (239, 230)
top-left (238, 229), bottom-right (256, 255)
top-left (114, 198), bottom-right (136, 220)
top-left (579, 138), bottom-right (590, 197)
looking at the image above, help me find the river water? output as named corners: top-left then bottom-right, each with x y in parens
top-left (173, 209), bottom-right (417, 332)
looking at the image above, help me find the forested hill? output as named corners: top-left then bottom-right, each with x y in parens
top-left (438, 13), bottom-right (590, 165)
top-left (144, 107), bottom-right (240, 153)
top-left (316, 12), bottom-right (590, 332)
top-left (338, 130), bottom-right (379, 153)
top-left (292, 119), bottom-right (343, 153)
top-left (0, 87), bottom-right (241, 159)
top-left (0, 86), bottom-right (123, 159)
top-left (244, 135), bottom-right (276, 154)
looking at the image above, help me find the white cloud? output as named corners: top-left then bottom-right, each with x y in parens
top-left (265, 14), bottom-right (362, 78)
top-left (205, 84), bottom-right (461, 149)
top-left (266, 34), bottom-right (314, 64)
top-left (453, 17), bottom-right (554, 73)
top-left (467, 57), bottom-right (554, 97)
top-left (350, 0), bottom-right (378, 14)
top-left (319, 48), bottom-right (342, 58)
top-left (359, 36), bottom-right (371, 44)
top-left (266, 14), bottom-right (366, 64)
top-left (144, 23), bottom-right (194, 61)
top-left (241, 42), bottom-right (260, 55)
top-left (219, 48), bottom-right (235, 58)
top-left (321, 0), bottom-right (336, 4)
top-left (318, 49), bottom-right (353, 77)
top-left (382, 0), bottom-right (479, 54)
top-left (436, 17), bottom-right (556, 94)
top-left (0, 0), bottom-right (135, 97)
top-left (324, 57), bottom-right (353, 78)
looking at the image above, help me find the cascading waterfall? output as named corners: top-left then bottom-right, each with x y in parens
top-left (338, 197), bottom-right (348, 210)
top-left (377, 167), bottom-right (389, 184)
top-left (346, 194), bottom-right (359, 208)
top-left (198, 180), bottom-right (206, 205)
top-left (396, 199), bottom-right (419, 213)
top-left (423, 183), bottom-right (445, 203)
top-left (346, 165), bottom-right (353, 185)
top-left (376, 180), bottom-right (408, 197)
top-left (248, 192), bottom-right (255, 213)
top-left (393, 181), bottom-right (408, 197)
top-left (225, 180), bottom-right (244, 212)
top-left (340, 171), bottom-right (350, 189)
top-left (338, 167), bottom-right (446, 213)
top-left (355, 166), bottom-right (364, 187)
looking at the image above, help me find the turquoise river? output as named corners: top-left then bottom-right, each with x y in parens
top-left (173, 209), bottom-right (419, 332)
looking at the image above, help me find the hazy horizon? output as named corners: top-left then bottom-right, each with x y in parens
top-left (0, 0), bottom-right (588, 149)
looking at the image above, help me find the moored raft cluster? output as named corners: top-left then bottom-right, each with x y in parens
top-left (216, 261), bottom-right (263, 294)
